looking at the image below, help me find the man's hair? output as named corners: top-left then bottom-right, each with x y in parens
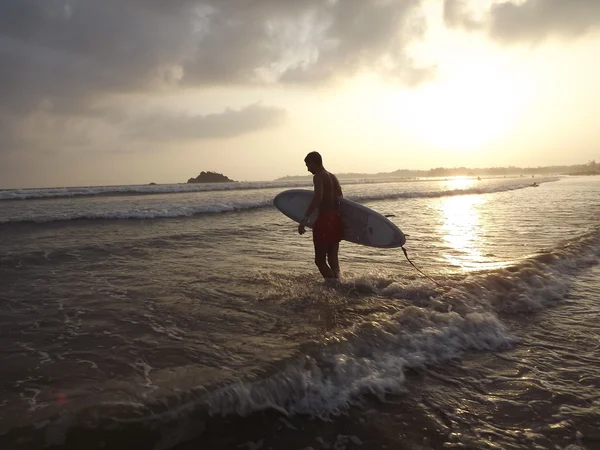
top-left (304, 151), bottom-right (323, 166)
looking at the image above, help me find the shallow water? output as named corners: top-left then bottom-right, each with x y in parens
top-left (0, 175), bottom-right (599, 449)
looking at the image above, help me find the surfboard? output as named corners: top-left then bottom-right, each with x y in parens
top-left (273, 189), bottom-right (406, 248)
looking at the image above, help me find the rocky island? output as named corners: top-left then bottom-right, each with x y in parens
top-left (187, 171), bottom-right (236, 183)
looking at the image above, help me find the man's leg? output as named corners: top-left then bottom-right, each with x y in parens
top-left (326, 243), bottom-right (340, 278)
top-left (314, 242), bottom-right (335, 279)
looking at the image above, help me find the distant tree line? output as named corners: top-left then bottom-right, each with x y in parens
top-left (276, 160), bottom-right (599, 180)
top-left (566, 160), bottom-right (598, 175)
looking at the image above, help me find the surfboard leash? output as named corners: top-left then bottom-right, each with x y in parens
top-left (401, 246), bottom-right (441, 287)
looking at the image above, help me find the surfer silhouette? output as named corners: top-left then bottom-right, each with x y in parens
top-left (298, 152), bottom-right (344, 279)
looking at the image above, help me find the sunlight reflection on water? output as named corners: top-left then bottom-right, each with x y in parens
top-left (439, 193), bottom-right (509, 271)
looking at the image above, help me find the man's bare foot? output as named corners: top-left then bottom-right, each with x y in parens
top-left (323, 276), bottom-right (341, 286)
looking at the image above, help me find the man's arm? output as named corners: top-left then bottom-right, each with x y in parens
top-left (303, 174), bottom-right (323, 221)
top-left (298, 174), bottom-right (322, 234)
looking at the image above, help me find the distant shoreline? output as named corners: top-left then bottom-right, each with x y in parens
top-left (564, 171), bottom-right (600, 176)
top-left (276, 162), bottom-right (599, 181)
top-left (1, 164), bottom-right (597, 191)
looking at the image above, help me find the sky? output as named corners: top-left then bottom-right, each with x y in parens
top-left (1, 0), bottom-right (600, 188)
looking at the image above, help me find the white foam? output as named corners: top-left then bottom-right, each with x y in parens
top-left (76, 359), bottom-right (99, 369)
top-left (21, 388), bottom-right (45, 412)
top-left (354, 177), bottom-right (560, 202)
top-left (0, 178), bottom-right (560, 224)
top-left (39, 351), bottom-right (52, 365)
top-left (131, 358), bottom-right (158, 393)
top-left (338, 228), bottom-right (600, 315)
top-left (203, 309), bottom-right (514, 418)
top-left (0, 178), bottom-right (424, 201)
top-left (456, 231), bottom-right (600, 314)
top-left (0, 181), bottom-right (315, 201)
top-left (0, 199), bottom-right (273, 223)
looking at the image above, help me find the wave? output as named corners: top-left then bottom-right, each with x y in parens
top-left (0, 199), bottom-right (275, 224)
top-left (198, 227), bottom-right (600, 420)
top-left (3, 300), bottom-right (516, 449)
top-left (167, 227), bottom-right (600, 420)
top-left (0, 178), bottom-right (405, 201)
top-left (0, 181), bottom-right (315, 201)
top-left (2, 227), bottom-right (598, 449)
top-left (0, 177), bottom-right (558, 201)
top-left (0, 178), bottom-right (559, 224)
top-left (357, 178), bottom-right (559, 202)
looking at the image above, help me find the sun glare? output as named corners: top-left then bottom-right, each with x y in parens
top-left (404, 62), bottom-right (530, 152)
top-left (444, 177), bottom-right (475, 190)
top-left (338, 57), bottom-right (533, 162)
top-left (440, 195), bottom-right (486, 270)
top-left (439, 194), bottom-right (511, 271)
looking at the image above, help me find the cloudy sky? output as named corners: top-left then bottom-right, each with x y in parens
top-left (1, 0), bottom-right (599, 188)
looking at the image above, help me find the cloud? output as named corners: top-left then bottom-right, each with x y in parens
top-left (0, 0), bottom-right (429, 116)
top-left (489, 0), bottom-right (600, 42)
top-left (0, 0), bottom-right (433, 159)
top-left (0, 1), bottom-right (192, 114)
top-left (128, 104), bottom-right (287, 141)
top-left (443, 0), bottom-right (600, 42)
top-left (443, 0), bottom-right (481, 30)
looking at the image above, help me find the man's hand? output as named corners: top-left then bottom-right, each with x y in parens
top-left (298, 217), bottom-right (307, 235)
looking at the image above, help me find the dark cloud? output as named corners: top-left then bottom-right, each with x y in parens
top-left (0, 0), bottom-right (193, 114)
top-left (489, 0), bottom-right (600, 42)
top-left (0, 0), bottom-right (427, 116)
top-left (128, 104), bottom-right (286, 141)
top-left (443, 0), bottom-right (600, 42)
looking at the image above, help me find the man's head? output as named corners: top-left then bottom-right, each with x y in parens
top-left (304, 151), bottom-right (323, 174)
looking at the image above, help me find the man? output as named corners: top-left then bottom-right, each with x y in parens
top-left (298, 151), bottom-right (344, 279)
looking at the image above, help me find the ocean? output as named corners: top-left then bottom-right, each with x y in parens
top-left (0, 175), bottom-right (599, 450)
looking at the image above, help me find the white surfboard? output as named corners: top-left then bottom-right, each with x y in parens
top-left (273, 189), bottom-right (406, 248)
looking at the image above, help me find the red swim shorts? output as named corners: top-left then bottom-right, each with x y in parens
top-left (313, 210), bottom-right (343, 245)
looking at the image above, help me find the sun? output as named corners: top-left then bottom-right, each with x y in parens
top-left (403, 61), bottom-right (531, 152)
top-left (339, 58), bottom-right (533, 158)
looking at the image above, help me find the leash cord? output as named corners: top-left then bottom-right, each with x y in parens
top-left (401, 246), bottom-right (441, 286)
